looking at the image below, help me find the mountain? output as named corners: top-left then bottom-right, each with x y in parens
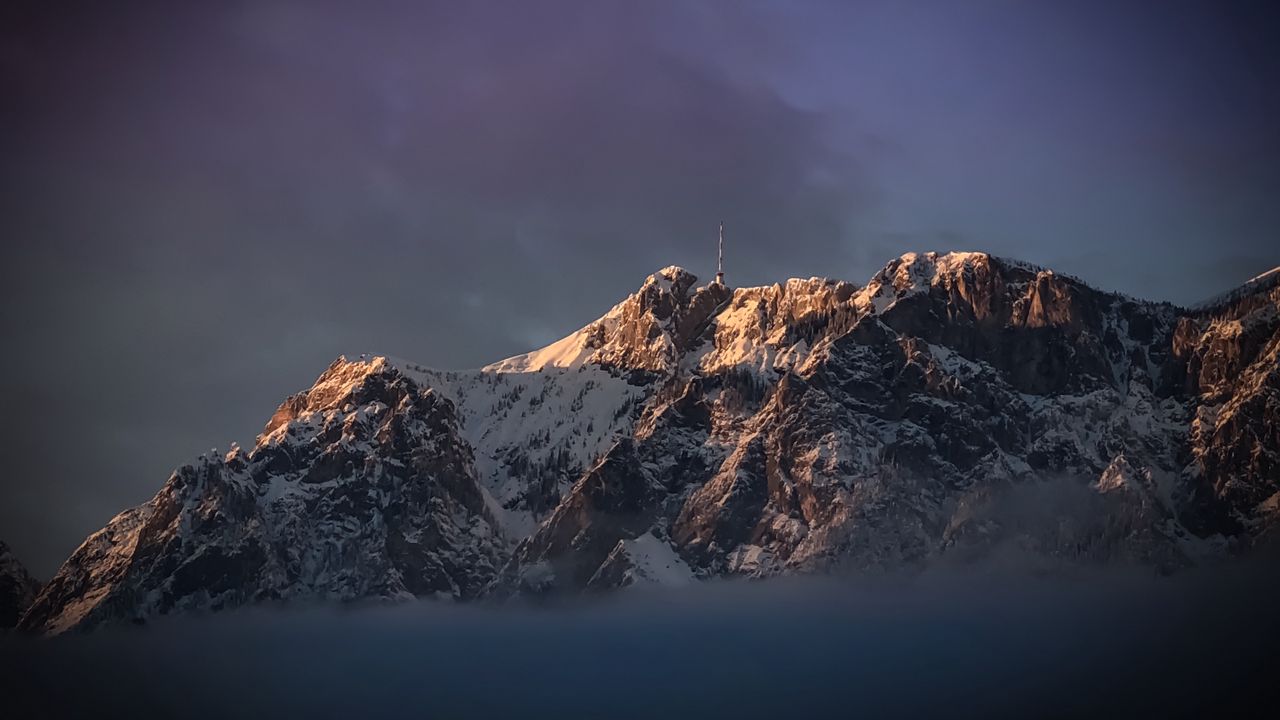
top-left (0, 541), bottom-right (41, 628)
top-left (18, 253), bottom-right (1280, 633)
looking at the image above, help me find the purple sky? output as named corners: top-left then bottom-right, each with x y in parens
top-left (2, 0), bottom-right (1278, 574)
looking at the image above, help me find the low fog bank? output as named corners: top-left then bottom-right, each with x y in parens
top-left (3, 560), bottom-right (1277, 719)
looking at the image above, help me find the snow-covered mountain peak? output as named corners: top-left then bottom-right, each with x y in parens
top-left (645, 265), bottom-right (699, 293)
top-left (849, 251), bottom-right (1002, 317)
top-left (17, 249), bottom-right (1280, 633)
top-left (695, 276), bottom-right (857, 375)
top-left (890, 250), bottom-right (993, 284)
top-left (259, 354), bottom-right (407, 442)
top-left (306, 354), bottom-right (391, 398)
top-left (487, 267), bottom-right (731, 375)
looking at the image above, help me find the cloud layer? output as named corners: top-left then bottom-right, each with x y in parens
top-left (3, 563), bottom-right (1276, 717)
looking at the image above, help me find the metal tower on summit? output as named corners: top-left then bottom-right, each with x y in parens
top-left (715, 221), bottom-right (725, 285)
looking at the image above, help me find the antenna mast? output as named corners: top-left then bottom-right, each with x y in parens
top-left (716, 221), bottom-right (725, 285)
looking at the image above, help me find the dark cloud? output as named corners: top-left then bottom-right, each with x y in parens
top-left (1, 0), bottom-right (1278, 573)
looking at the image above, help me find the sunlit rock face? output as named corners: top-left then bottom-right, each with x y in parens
top-left (21, 253), bottom-right (1280, 632)
top-left (484, 265), bottom-right (731, 376)
top-left (1173, 275), bottom-right (1280, 531)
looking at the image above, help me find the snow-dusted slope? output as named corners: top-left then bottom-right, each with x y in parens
top-left (405, 364), bottom-right (648, 538)
top-left (20, 252), bottom-right (1280, 632)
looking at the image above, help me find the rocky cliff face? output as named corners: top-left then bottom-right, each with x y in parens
top-left (19, 253), bottom-right (1280, 632)
top-left (0, 541), bottom-right (41, 628)
top-left (1174, 270), bottom-right (1280, 535)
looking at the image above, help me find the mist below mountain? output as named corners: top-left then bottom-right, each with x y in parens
top-left (4, 559), bottom-right (1275, 718)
